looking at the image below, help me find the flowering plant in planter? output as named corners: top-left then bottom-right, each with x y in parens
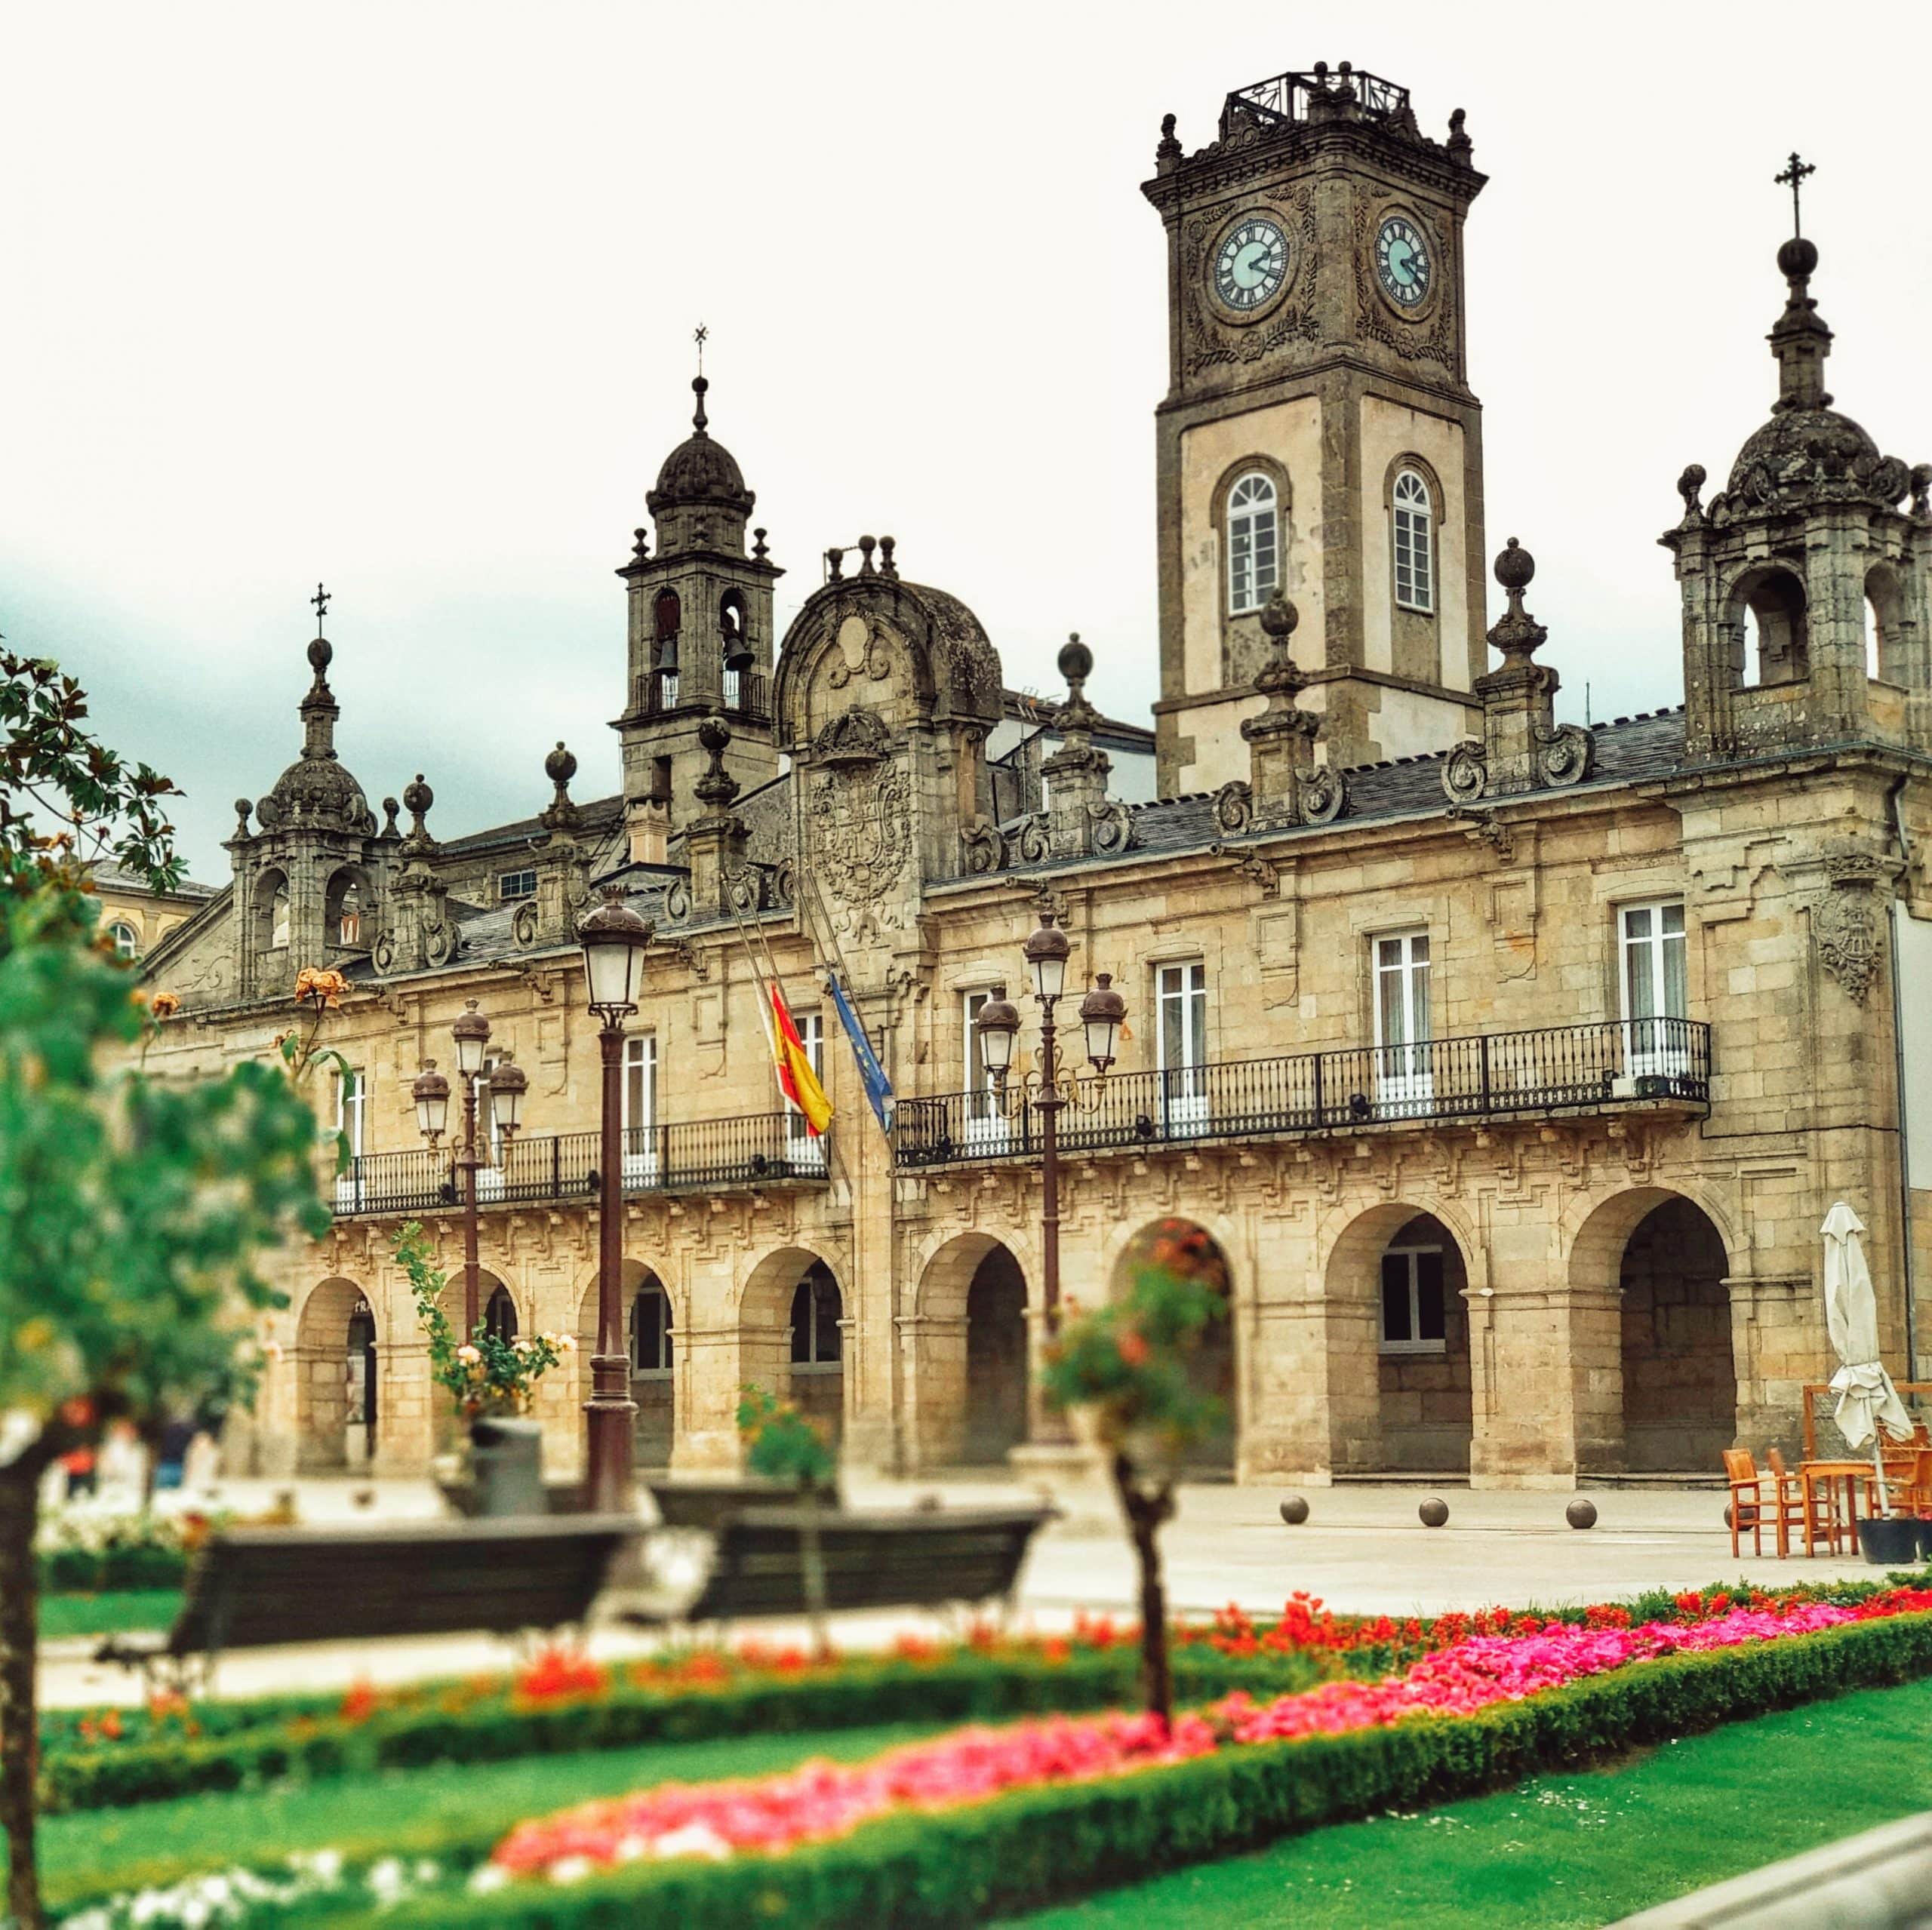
top-left (737, 1384), bottom-right (838, 1654)
top-left (395, 1224), bottom-right (574, 1421)
top-left (1040, 1222), bottom-right (1224, 1726)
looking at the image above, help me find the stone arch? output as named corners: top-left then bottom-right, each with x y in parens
top-left (576, 1258), bottom-right (683, 1471)
top-left (740, 1246), bottom-right (848, 1439)
top-left (1109, 1219), bottom-right (1237, 1477)
top-left (1866, 561), bottom-right (1909, 684)
top-left (1320, 1201), bottom-right (1473, 1475)
top-left (912, 1231), bottom-right (1031, 1470)
top-left (253, 866), bottom-right (291, 954)
top-left (294, 1276), bottom-right (368, 1472)
top-left (1571, 1187), bottom-right (1737, 1471)
top-left (323, 865), bottom-right (372, 950)
top-left (1727, 563), bottom-right (1810, 688)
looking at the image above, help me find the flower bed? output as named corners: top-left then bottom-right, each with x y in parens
top-left (35, 1511), bottom-right (211, 1594)
top-left (66, 1591), bottom-right (1932, 1930)
top-left (488, 1586), bottom-right (1932, 1879)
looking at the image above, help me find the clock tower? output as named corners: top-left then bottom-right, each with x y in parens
top-left (1143, 63), bottom-right (1489, 788)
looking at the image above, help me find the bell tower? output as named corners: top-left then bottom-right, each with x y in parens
top-left (613, 368), bottom-right (783, 865)
top-left (1143, 63), bottom-right (1488, 789)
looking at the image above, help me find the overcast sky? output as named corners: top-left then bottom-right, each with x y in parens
top-left (3, 1), bottom-right (1929, 880)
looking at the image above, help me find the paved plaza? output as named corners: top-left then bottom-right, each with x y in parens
top-left (41, 1473), bottom-right (1882, 1710)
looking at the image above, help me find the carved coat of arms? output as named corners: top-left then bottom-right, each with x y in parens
top-left (810, 765), bottom-right (911, 930)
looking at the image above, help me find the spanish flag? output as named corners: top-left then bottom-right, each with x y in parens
top-left (770, 984), bottom-right (833, 1136)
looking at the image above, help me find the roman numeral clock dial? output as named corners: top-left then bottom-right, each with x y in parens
top-left (1211, 214), bottom-right (1289, 315)
top-left (1374, 215), bottom-right (1433, 309)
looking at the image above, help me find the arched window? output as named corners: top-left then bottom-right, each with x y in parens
top-left (652, 589), bottom-right (681, 641)
top-left (267, 880), bottom-right (291, 950)
top-left (1392, 470), bottom-right (1434, 613)
top-left (484, 1285), bottom-right (518, 1344)
top-left (1226, 473), bottom-right (1280, 616)
top-left (325, 871), bottom-right (363, 948)
top-left (631, 1278), bottom-right (672, 1372)
top-left (789, 1265), bottom-right (842, 1366)
top-left (106, 920), bottom-right (140, 960)
top-left (1732, 567), bottom-right (1808, 687)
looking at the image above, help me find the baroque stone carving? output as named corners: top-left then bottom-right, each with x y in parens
top-left (665, 878), bottom-right (692, 920)
top-left (826, 621), bottom-right (893, 690)
top-left (1089, 798), bottom-right (1137, 854)
top-left (1012, 815), bottom-right (1051, 864)
top-left (1213, 779), bottom-right (1253, 834)
top-left (1535, 722), bottom-right (1593, 788)
top-left (811, 705), bottom-right (892, 767)
top-left (1810, 836), bottom-right (1887, 1003)
top-left (960, 816), bottom-right (1005, 875)
top-left (811, 766), bottom-right (912, 927)
top-left (1441, 740), bottom-right (1486, 804)
top-left (1300, 764), bottom-right (1346, 825)
top-left (512, 900), bottom-right (539, 947)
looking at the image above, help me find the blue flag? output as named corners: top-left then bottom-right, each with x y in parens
top-left (827, 971), bottom-right (894, 1132)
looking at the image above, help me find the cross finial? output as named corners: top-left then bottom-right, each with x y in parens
top-left (694, 323), bottom-right (707, 376)
top-left (311, 582), bottom-right (331, 632)
top-left (1775, 152), bottom-right (1815, 238)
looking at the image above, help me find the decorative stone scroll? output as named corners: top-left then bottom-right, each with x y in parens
top-left (1810, 834), bottom-right (1890, 1004)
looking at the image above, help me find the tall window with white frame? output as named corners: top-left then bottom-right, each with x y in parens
top-left (631, 1277), bottom-right (672, 1372)
top-left (333, 1066), bottom-right (366, 1210)
top-left (786, 1012), bottom-right (826, 1163)
top-left (1373, 930), bottom-right (1433, 1112)
top-left (1226, 472), bottom-right (1280, 616)
top-left (621, 1032), bottom-right (657, 1185)
top-left (1156, 960), bottom-right (1209, 1131)
top-left (107, 921), bottom-right (140, 960)
top-left (1380, 1239), bottom-right (1447, 1354)
top-left (1392, 469), bottom-right (1434, 614)
top-left (964, 988), bottom-right (1008, 1136)
top-left (1620, 900), bottom-right (1688, 1077)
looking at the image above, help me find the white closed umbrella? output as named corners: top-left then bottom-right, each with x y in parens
top-left (1823, 1201), bottom-right (1913, 1515)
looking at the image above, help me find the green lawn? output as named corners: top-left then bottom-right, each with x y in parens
top-left (38, 1590), bottom-right (182, 1641)
top-left (1010, 1674), bottom-right (1932, 1928)
top-left (32, 1719), bottom-right (942, 1912)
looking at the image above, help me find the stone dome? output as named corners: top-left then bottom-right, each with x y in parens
top-left (900, 579), bottom-right (1003, 725)
top-left (256, 751), bottom-right (377, 835)
top-left (646, 376), bottom-right (754, 516)
top-left (1722, 404), bottom-right (1909, 514)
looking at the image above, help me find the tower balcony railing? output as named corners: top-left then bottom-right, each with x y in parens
top-left (331, 1110), bottom-right (828, 1219)
top-left (893, 1018), bottom-right (1711, 1170)
top-left (630, 665), bottom-right (770, 726)
top-left (1222, 65), bottom-right (1411, 137)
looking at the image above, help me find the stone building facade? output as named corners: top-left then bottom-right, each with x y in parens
top-left (137, 63), bottom-right (1932, 1489)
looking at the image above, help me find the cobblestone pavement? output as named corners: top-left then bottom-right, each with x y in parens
top-left (41, 1472), bottom-right (1882, 1710)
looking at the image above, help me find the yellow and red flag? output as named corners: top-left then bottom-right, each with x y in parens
top-left (770, 984), bottom-right (832, 1136)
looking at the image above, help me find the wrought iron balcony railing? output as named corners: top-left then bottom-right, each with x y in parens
top-left (331, 1111), bottom-right (828, 1218)
top-left (628, 666), bottom-right (771, 726)
top-left (1222, 65), bottom-right (1412, 138)
top-left (893, 1019), bottom-right (1711, 1170)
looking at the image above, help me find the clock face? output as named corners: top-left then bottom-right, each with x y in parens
top-left (1212, 215), bottom-right (1289, 313)
top-left (1374, 215), bottom-right (1432, 308)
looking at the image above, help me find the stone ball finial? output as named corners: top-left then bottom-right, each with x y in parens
top-left (697, 714), bottom-right (733, 757)
top-left (1777, 235), bottom-right (1819, 281)
top-left (1259, 587), bottom-right (1300, 640)
top-left (232, 798), bottom-right (253, 834)
top-left (546, 740), bottom-right (577, 788)
top-left (1057, 632), bottom-right (1094, 686)
top-left (402, 773), bottom-right (433, 817)
top-left (306, 635), bottom-right (333, 676)
top-left (1494, 536), bottom-right (1535, 593)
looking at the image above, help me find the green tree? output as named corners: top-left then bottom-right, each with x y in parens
top-left (1038, 1223), bottom-right (1226, 1726)
top-left (0, 650), bottom-right (325, 1926)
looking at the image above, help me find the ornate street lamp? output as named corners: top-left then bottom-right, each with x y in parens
top-left (412, 997), bottom-right (525, 1334)
top-left (973, 914), bottom-right (1126, 1344)
top-left (578, 885), bottom-right (654, 1513)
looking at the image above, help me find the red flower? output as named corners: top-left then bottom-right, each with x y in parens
top-left (1116, 1326), bottom-right (1151, 1368)
top-left (340, 1681), bottom-right (379, 1726)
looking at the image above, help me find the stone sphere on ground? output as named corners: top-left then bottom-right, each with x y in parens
top-left (1419, 1497), bottom-right (1450, 1528)
top-left (1278, 1495), bottom-right (1309, 1525)
top-left (1566, 1498), bottom-right (1598, 1530)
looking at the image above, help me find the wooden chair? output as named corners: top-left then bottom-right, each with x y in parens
top-left (1766, 1447), bottom-right (1835, 1557)
top-left (1724, 1449), bottom-right (1767, 1558)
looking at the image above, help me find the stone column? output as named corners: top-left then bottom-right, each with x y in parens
top-left (672, 1321), bottom-right (751, 1472)
top-left (894, 1313), bottom-right (968, 1471)
top-left (1467, 1276), bottom-right (1621, 1490)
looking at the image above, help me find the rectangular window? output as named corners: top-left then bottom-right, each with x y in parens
top-left (1157, 961), bottom-right (1210, 1133)
top-left (620, 1033), bottom-right (659, 1188)
top-left (786, 1013), bottom-right (826, 1159)
top-left (497, 869), bottom-right (537, 903)
top-left (335, 1068), bottom-right (366, 1158)
top-left (631, 1286), bottom-right (672, 1373)
top-left (1621, 900), bottom-right (1689, 1078)
top-left (1393, 496), bottom-right (1435, 613)
top-left (1380, 1246), bottom-right (1447, 1353)
top-left (1372, 930), bottom-right (1433, 1113)
top-left (1229, 513), bottom-right (1280, 615)
top-left (963, 988), bottom-right (1013, 1145)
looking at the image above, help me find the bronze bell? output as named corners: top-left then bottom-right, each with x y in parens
top-left (655, 632), bottom-right (680, 675)
top-left (721, 613), bottom-right (754, 675)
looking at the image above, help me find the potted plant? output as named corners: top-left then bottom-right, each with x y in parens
top-left (1038, 1222), bottom-right (1224, 1727)
top-left (736, 1384), bottom-right (838, 1655)
top-left (396, 1223), bottom-right (574, 1515)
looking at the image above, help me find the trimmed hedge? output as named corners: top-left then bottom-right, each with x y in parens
top-left (39, 1646), bottom-right (1321, 1815)
top-left (361, 1607), bottom-right (1932, 1930)
top-left (39, 1544), bottom-right (189, 1594)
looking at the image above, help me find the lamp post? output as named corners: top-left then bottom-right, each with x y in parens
top-left (974, 914), bottom-right (1127, 1343)
top-left (412, 1001), bottom-right (528, 1334)
top-left (578, 886), bottom-right (654, 1512)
